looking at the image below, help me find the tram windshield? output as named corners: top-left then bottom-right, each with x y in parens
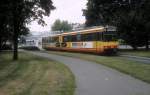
top-left (103, 31), bottom-right (117, 41)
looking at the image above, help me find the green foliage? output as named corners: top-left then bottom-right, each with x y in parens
top-left (117, 0), bottom-right (150, 49)
top-left (51, 19), bottom-right (72, 32)
top-left (0, 0), bottom-right (14, 50)
top-left (0, 0), bottom-right (55, 59)
top-left (83, 0), bottom-right (117, 26)
top-left (84, 0), bottom-right (150, 50)
top-left (51, 19), bottom-right (62, 31)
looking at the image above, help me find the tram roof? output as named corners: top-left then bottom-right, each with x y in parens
top-left (49, 26), bottom-right (105, 37)
top-left (63, 26), bottom-right (105, 35)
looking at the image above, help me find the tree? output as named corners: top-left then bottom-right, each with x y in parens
top-left (117, 13), bottom-right (147, 50)
top-left (51, 19), bottom-right (72, 32)
top-left (142, 0), bottom-right (150, 50)
top-left (0, 0), bottom-right (14, 51)
top-left (117, 0), bottom-right (150, 50)
top-left (0, 0), bottom-right (55, 60)
top-left (51, 19), bottom-right (62, 31)
top-left (84, 0), bottom-right (150, 50)
top-left (13, 0), bottom-right (55, 60)
top-left (83, 0), bottom-right (118, 27)
top-left (83, 0), bottom-right (102, 27)
top-left (61, 21), bottom-right (72, 32)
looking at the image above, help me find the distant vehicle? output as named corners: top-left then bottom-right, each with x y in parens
top-left (1, 41), bottom-right (12, 50)
top-left (42, 26), bottom-right (118, 54)
top-left (19, 35), bottom-right (43, 50)
top-left (2, 44), bottom-right (12, 50)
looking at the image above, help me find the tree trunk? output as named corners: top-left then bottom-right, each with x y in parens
top-left (13, 32), bottom-right (18, 60)
top-left (0, 37), bottom-right (2, 52)
top-left (13, 18), bottom-right (19, 60)
top-left (13, 12), bottom-right (19, 60)
top-left (13, 1), bottom-right (19, 61)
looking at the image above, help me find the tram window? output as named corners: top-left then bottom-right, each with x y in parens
top-left (82, 34), bottom-right (87, 41)
top-left (42, 38), bottom-right (45, 43)
top-left (94, 33), bottom-right (98, 40)
top-left (103, 31), bottom-right (117, 41)
top-left (71, 35), bottom-right (77, 42)
top-left (46, 39), bottom-right (48, 43)
top-left (44, 38), bottom-right (47, 43)
top-left (82, 33), bottom-right (96, 41)
top-left (97, 32), bottom-right (102, 41)
top-left (44, 38), bottom-right (50, 43)
top-left (51, 37), bottom-right (54, 42)
top-left (83, 34), bottom-right (89, 41)
top-left (63, 36), bottom-right (71, 42)
top-left (104, 31), bottom-right (116, 35)
top-left (48, 37), bottom-right (51, 43)
top-left (42, 38), bottom-right (44, 43)
top-left (51, 37), bottom-right (59, 42)
top-left (68, 36), bottom-right (71, 42)
top-left (77, 34), bottom-right (81, 41)
top-left (47, 38), bottom-right (49, 43)
top-left (63, 36), bottom-right (67, 42)
top-left (43, 38), bottom-right (46, 43)
top-left (50, 37), bottom-right (52, 42)
top-left (44, 39), bottom-right (46, 43)
top-left (51, 37), bottom-right (53, 42)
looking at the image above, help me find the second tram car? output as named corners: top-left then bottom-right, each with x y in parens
top-left (42, 26), bottom-right (118, 54)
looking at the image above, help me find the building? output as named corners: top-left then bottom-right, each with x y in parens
top-left (71, 23), bottom-right (85, 30)
top-left (20, 31), bottom-right (51, 50)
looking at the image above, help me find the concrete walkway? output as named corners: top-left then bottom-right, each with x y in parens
top-left (29, 51), bottom-right (150, 95)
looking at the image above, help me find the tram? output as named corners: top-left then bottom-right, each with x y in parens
top-left (42, 26), bottom-right (118, 54)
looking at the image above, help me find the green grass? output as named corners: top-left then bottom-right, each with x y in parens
top-left (46, 51), bottom-right (150, 83)
top-left (0, 52), bottom-right (75, 95)
top-left (119, 49), bottom-right (150, 58)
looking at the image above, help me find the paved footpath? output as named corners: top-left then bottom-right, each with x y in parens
top-left (29, 51), bottom-right (150, 95)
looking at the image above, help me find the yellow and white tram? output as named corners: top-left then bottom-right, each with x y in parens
top-left (42, 26), bottom-right (118, 54)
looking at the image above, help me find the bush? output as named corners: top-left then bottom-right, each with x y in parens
top-left (19, 46), bottom-right (40, 50)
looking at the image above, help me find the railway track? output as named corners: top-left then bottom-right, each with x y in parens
top-left (119, 54), bottom-right (150, 64)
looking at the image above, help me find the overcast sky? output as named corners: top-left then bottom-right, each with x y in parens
top-left (28, 0), bottom-right (87, 32)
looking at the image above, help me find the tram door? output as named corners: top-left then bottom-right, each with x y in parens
top-left (96, 32), bottom-right (103, 53)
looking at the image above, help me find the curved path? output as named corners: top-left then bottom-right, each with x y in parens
top-left (29, 51), bottom-right (150, 95)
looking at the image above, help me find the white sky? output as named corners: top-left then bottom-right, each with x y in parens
top-left (28, 0), bottom-right (87, 32)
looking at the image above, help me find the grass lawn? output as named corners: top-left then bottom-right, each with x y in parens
top-left (119, 49), bottom-right (150, 58)
top-left (46, 50), bottom-right (150, 83)
top-left (0, 52), bottom-right (75, 95)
